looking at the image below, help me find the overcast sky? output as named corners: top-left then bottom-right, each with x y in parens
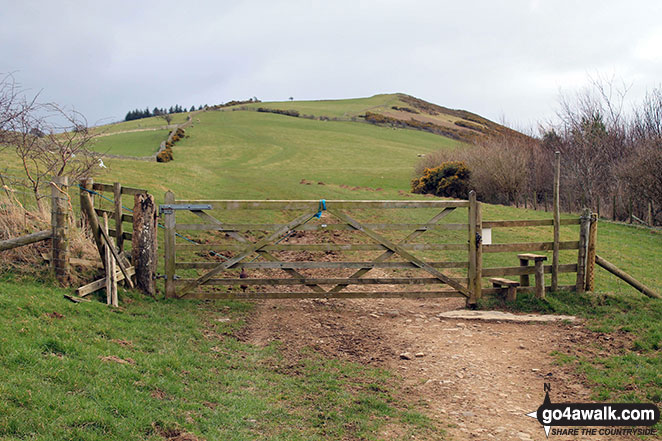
top-left (3, 0), bottom-right (661, 130)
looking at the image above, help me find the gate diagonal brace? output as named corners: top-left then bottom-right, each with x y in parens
top-left (329, 209), bottom-right (470, 297)
top-left (177, 211), bottom-right (320, 298)
top-left (159, 204), bottom-right (212, 215)
top-left (327, 207), bottom-right (456, 294)
top-left (190, 211), bottom-right (327, 294)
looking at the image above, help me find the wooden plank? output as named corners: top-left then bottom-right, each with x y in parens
top-left (174, 277), bottom-right (468, 286)
top-left (76, 266), bottom-right (135, 297)
top-left (482, 218), bottom-right (580, 228)
top-left (80, 179), bottom-right (106, 268)
top-left (585, 214), bottom-right (598, 292)
top-left (482, 241), bottom-right (579, 253)
top-left (330, 210), bottom-right (470, 297)
top-left (103, 213), bottom-right (111, 304)
top-left (99, 219), bottom-right (134, 289)
top-left (178, 211), bottom-right (320, 297)
top-left (489, 278), bottom-right (520, 286)
top-left (175, 223), bottom-right (468, 232)
top-left (108, 229), bottom-right (133, 240)
top-left (41, 253), bottom-right (102, 269)
top-left (327, 208), bottom-right (457, 293)
top-left (164, 191), bottom-right (176, 298)
top-left (0, 230), bottom-right (51, 251)
top-left (94, 208), bottom-right (133, 223)
top-left (180, 290), bottom-right (468, 300)
top-left (175, 243), bottom-right (468, 252)
top-left (552, 151), bottom-right (561, 291)
top-left (174, 200), bottom-right (470, 210)
top-left (190, 210), bottom-right (327, 294)
top-left (480, 284), bottom-right (576, 296)
top-left (92, 182), bottom-right (147, 195)
top-left (595, 255), bottom-right (660, 299)
top-left (482, 263), bottom-right (577, 277)
top-left (176, 261), bottom-right (470, 269)
top-left (517, 253), bottom-right (547, 261)
top-left (114, 182), bottom-right (123, 254)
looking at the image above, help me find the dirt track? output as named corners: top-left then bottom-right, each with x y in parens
top-left (240, 297), bottom-right (633, 441)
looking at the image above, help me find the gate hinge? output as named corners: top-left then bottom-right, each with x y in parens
top-left (154, 274), bottom-right (180, 280)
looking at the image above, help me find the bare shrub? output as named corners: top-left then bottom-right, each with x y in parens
top-left (413, 133), bottom-right (534, 205)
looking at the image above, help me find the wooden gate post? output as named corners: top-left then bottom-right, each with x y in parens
top-left (468, 191), bottom-right (478, 306)
top-left (164, 191), bottom-right (176, 298)
top-left (552, 151), bottom-right (561, 292)
top-left (51, 176), bottom-right (70, 283)
top-left (475, 199), bottom-right (483, 301)
top-left (585, 213), bottom-right (598, 292)
top-left (576, 208), bottom-right (591, 293)
top-left (133, 192), bottom-right (158, 296)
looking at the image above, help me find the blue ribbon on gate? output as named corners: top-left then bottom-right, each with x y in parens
top-left (315, 199), bottom-right (326, 218)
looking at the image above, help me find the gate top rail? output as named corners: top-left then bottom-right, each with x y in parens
top-left (173, 199), bottom-right (469, 210)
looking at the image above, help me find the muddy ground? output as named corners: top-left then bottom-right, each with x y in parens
top-left (239, 296), bottom-right (633, 441)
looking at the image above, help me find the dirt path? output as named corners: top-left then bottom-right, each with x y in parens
top-left (241, 297), bottom-right (632, 441)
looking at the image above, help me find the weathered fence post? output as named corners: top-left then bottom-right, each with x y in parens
top-left (475, 199), bottom-right (483, 301)
top-left (468, 191), bottom-right (477, 306)
top-left (114, 182), bottom-right (124, 253)
top-left (51, 176), bottom-right (70, 283)
top-left (103, 213), bottom-right (118, 307)
top-left (132, 192), bottom-right (158, 296)
top-left (79, 177), bottom-right (92, 232)
top-left (576, 208), bottom-right (591, 293)
top-left (80, 178), bottom-right (105, 267)
top-left (552, 151), bottom-right (561, 292)
top-left (585, 213), bottom-right (598, 292)
top-left (164, 191), bottom-right (176, 298)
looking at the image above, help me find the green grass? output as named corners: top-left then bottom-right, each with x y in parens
top-left (92, 110), bottom-right (462, 200)
top-left (0, 275), bottom-right (441, 440)
top-left (239, 94), bottom-right (402, 118)
top-left (90, 130), bottom-right (170, 157)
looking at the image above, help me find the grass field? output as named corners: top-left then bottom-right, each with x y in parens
top-left (0, 96), bottom-right (660, 439)
top-left (90, 129), bottom-right (170, 157)
top-left (0, 275), bottom-right (438, 440)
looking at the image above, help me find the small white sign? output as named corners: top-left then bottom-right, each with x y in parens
top-left (482, 227), bottom-right (492, 245)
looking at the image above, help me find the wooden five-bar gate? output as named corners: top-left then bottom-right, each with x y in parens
top-left (161, 191), bottom-right (589, 302)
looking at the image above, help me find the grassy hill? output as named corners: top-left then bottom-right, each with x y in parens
top-left (80, 93), bottom-right (518, 159)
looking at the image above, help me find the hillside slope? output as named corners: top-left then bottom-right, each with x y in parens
top-left (225, 93), bottom-right (516, 143)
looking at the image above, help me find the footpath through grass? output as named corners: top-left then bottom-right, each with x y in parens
top-left (484, 289), bottom-right (662, 427)
top-left (0, 276), bottom-right (441, 441)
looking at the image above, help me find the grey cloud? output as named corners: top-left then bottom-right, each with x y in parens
top-left (2, 0), bottom-right (660, 128)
